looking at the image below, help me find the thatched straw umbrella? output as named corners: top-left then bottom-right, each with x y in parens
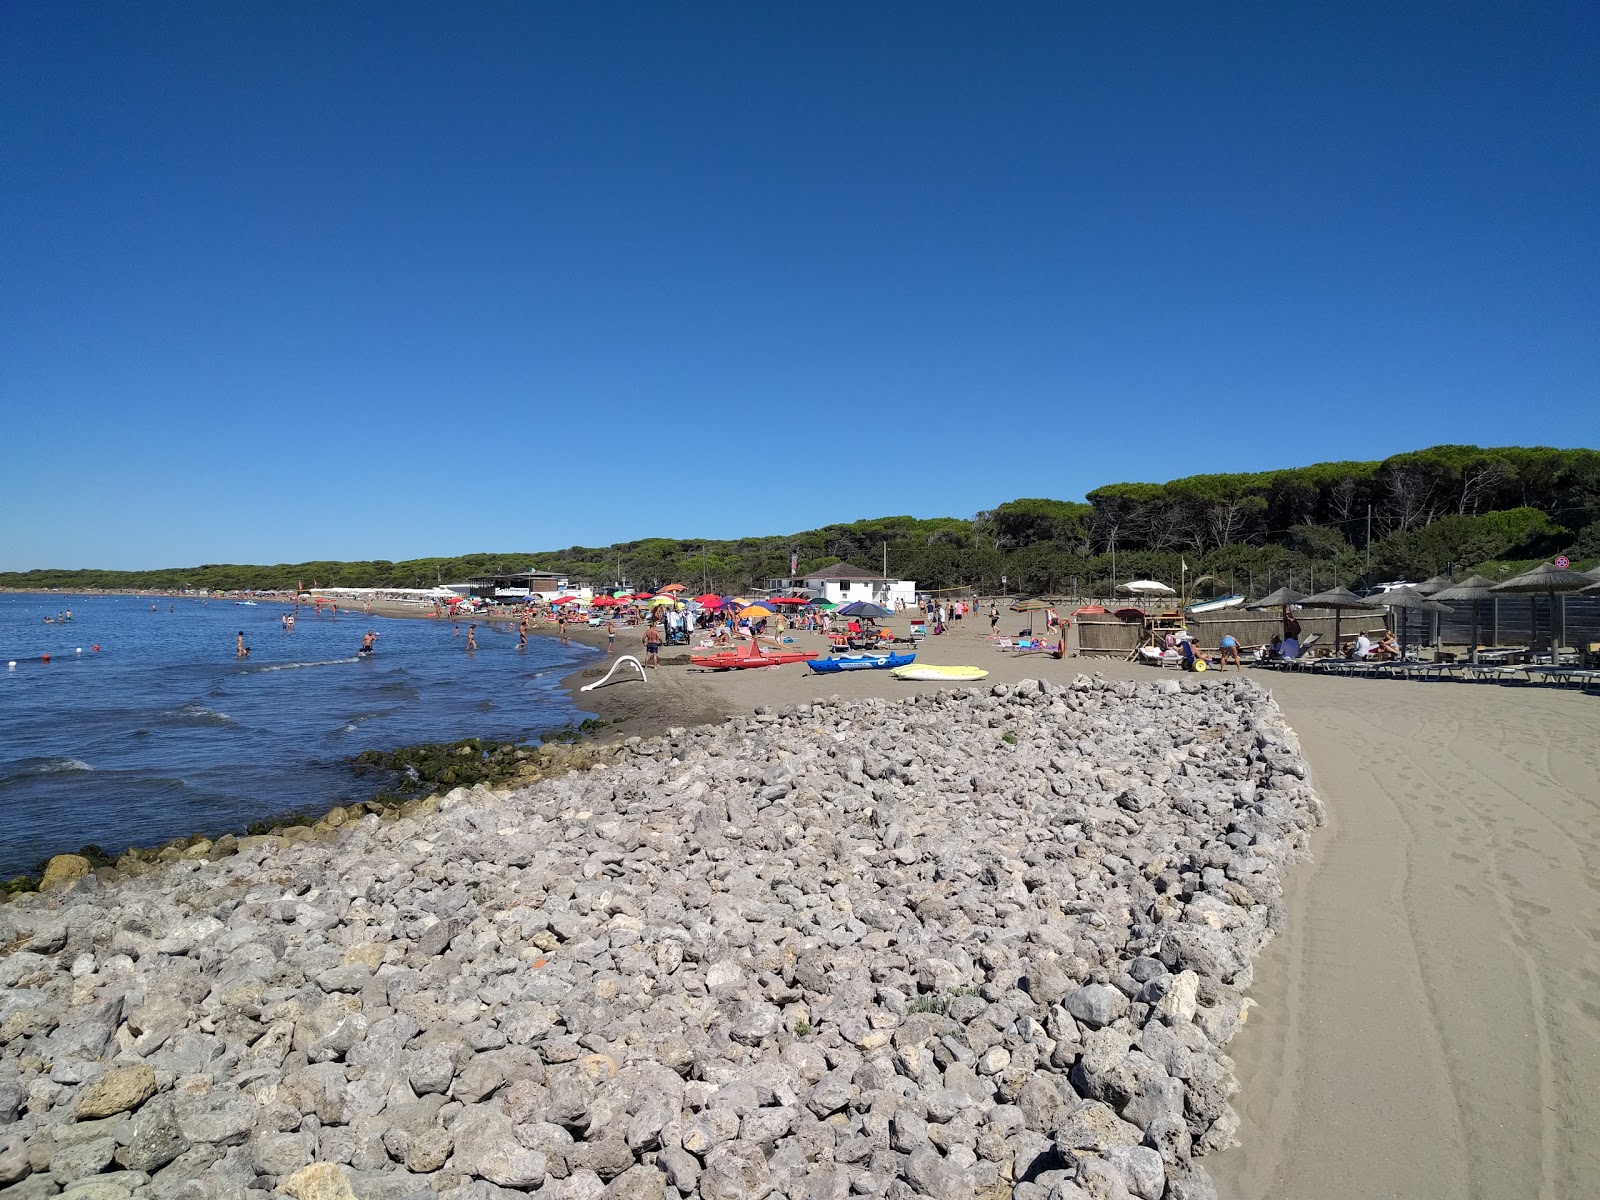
top-left (1490, 563), bottom-right (1594, 656)
top-left (1298, 586), bottom-right (1380, 657)
top-left (1379, 586), bottom-right (1452, 657)
top-left (1247, 585), bottom-right (1306, 609)
top-left (1430, 575), bottom-right (1500, 664)
top-left (1413, 574), bottom-right (1454, 645)
top-left (1247, 586), bottom-right (1307, 640)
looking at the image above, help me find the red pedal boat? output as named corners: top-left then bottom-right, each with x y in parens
top-left (690, 640), bottom-right (819, 670)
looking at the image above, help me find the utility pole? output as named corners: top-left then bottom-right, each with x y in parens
top-left (1364, 504), bottom-right (1372, 583)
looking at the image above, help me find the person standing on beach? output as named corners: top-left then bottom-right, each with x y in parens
top-left (1219, 633), bottom-right (1243, 671)
top-left (605, 619), bottom-right (616, 654)
top-left (643, 619), bottom-right (662, 668)
top-left (465, 624), bottom-right (478, 651)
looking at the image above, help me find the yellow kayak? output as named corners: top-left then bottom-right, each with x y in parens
top-left (890, 664), bottom-right (989, 681)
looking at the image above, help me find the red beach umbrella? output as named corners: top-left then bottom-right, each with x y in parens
top-left (769, 596), bottom-right (809, 606)
top-left (553, 596), bottom-right (580, 605)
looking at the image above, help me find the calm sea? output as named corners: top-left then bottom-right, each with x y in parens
top-left (0, 593), bottom-right (599, 877)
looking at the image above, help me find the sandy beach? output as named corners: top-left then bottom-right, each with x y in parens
top-left (553, 607), bottom-right (1600, 1197)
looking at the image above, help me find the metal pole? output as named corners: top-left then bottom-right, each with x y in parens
top-left (1363, 504), bottom-right (1373, 583)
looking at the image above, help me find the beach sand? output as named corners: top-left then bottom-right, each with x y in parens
top-left (364, 599), bottom-right (1600, 1196)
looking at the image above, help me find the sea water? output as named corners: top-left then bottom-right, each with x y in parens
top-left (0, 593), bottom-right (600, 877)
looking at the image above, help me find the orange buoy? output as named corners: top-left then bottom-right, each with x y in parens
top-left (41, 653), bottom-right (50, 662)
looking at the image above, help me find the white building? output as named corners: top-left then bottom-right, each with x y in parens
top-left (799, 562), bottom-right (917, 608)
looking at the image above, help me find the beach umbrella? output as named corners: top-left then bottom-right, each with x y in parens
top-left (1491, 563), bottom-right (1593, 655)
top-left (1412, 574), bottom-right (1455, 644)
top-left (1010, 597), bottom-right (1053, 633)
top-left (1299, 586), bottom-right (1379, 656)
top-left (1378, 586), bottom-right (1451, 656)
top-left (693, 593), bottom-right (721, 605)
top-left (659, 583), bottom-right (687, 593)
top-left (811, 600), bottom-right (838, 611)
top-left (736, 604), bottom-right (773, 621)
top-left (1119, 580), bottom-right (1175, 595)
top-left (1247, 586), bottom-right (1308, 642)
top-left (553, 596), bottom-right (580, 605)
top-left (1414, 574), bottom-right (1455, 595)
top-left (1430, 574), bottom-right (1499, 663)
top-left (647, 595), bottom-right (680, 608)
top-left (589, 595), bottom-right (619, 607)
top-left (768, 596), bottom-right (809, 606)
top-left (1246, 585), bottom-right (1306, 609)
top-left (836, 601), bottom-right (893, 620)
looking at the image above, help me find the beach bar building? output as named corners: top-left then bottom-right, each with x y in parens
top-left (468, 571), bottom-right (586, 602)
top-left (793, 562), bottom-right (916, 608)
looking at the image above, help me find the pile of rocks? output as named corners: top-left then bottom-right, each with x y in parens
top-left (0, 674), bottom-right (1321, 1200)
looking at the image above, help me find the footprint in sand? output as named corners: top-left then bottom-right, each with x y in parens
top-left (1451, 851), bottom-right (1481, 864)
top-left (1510, 897), bottom-right (1552, 917)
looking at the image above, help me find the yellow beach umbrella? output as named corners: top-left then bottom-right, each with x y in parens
top-left (737, 605), bottom-right (771, 620)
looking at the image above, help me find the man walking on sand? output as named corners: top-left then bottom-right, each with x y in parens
top-left (642, 618), bottom-right (662, 668)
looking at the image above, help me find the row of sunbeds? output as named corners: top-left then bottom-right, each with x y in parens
top-left (1256, 653), bottom-right (1600, 689)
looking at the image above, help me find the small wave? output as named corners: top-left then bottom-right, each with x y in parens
top-left (0, 756), bottom-right (95, 789)
top-left (256, 657), bottom-right (361, 672)
top-left (29, 756), bottom-right (94, 774)
top-left (335, 709), bottom-right (390, 735)
top-left (161, 702), bottom-right (232, 726)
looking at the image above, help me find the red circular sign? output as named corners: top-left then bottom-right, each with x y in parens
top-left (1554, 555), bottom-right (1570, 569)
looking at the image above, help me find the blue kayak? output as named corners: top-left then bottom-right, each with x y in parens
top-left (807, 651), bottom-right (916, 674)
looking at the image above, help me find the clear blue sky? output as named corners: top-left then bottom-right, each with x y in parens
top-left (3, 3), bottom-right (1595, 570)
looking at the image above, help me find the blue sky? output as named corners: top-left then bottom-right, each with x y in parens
top-left (3, 3), bottom-right (1595, 570)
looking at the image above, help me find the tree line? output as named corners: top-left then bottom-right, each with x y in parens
top-left (6, 445), bottom-right (1596, 598)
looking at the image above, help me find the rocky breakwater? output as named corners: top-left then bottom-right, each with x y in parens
top-left (0, 674), bottom-right (1321, 1200)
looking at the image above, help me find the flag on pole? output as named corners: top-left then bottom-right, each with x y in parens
top-left (1181, 558), bottom-right (1188, 573)
top-left (790, 551), bottom-right (798, 576)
